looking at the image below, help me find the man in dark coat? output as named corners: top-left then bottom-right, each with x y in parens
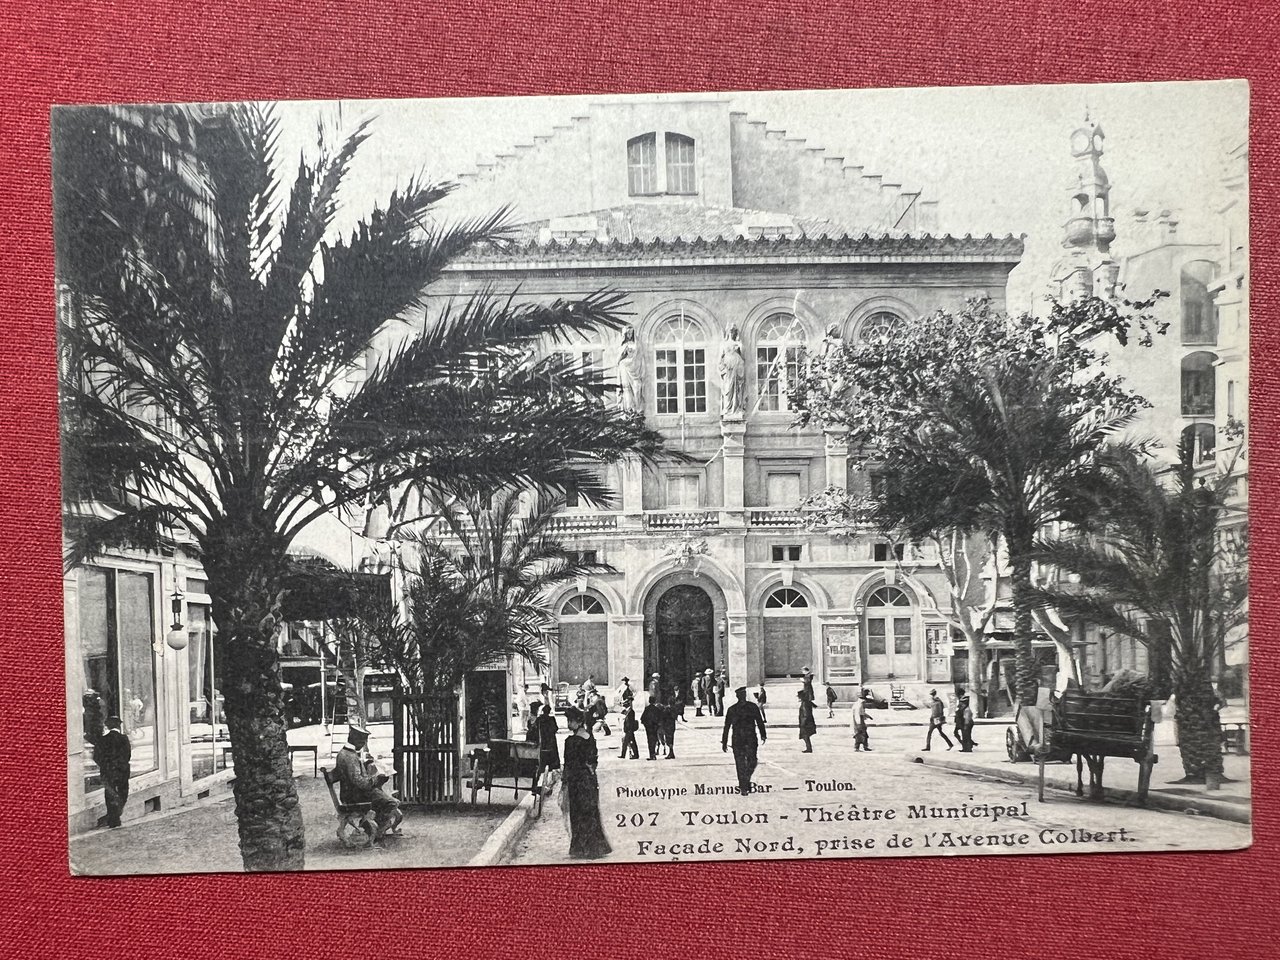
top-left (660, 695), bottom-right (677, 759)
top-left (95, 715), bottom-right (131, 828)
top-left (798, 667), bottom-right (818, 752)
top-left (640, 698), bottom-right (662, 760)
top-left (619, 699), bottom-right (639, 759)
top-left (722, 686), bottom-right (767, 794)
top-left (924, 689), bottom-right (954, 750)
top-left (334, 725), bottom-right (402, 838)
top-left (956, 693), bottom-right (977, 752)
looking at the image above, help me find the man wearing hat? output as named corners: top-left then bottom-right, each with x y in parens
top-left (956, 693), bottom-right (976, 752)
top-left (617, 676), bottom-right (634, 707)
top-left (334, 724), bottom-right (402, 839)
top-left (701, 668), bottom-right (716, 717)
top-left (647, 672), bottom-right (661, 705)
top-left (798, 667), bottom-right (818, 753)
top-left (95, 715), bottom-right (132, 828)
top-left (851, 689), bottom-right (874, 751)
top-left (618, 694), bottom-right (640, 760)
top-left (924, 689), bottom-right (954, 751)
top-left (722, 686), bottom-right (767, 794)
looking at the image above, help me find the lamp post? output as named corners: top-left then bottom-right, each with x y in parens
top-left (165, 585), bottom-right (188, 650)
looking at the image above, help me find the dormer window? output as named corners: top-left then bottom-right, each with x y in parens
top-left (665, 134), bottom-right (696, 195)
top-left (628, 132), bottom-right (697, 197)
top-left (628, 134), bottom-right (658, 195)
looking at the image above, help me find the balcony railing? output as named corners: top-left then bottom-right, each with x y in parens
top-left (749, 508), bottom-right (806, 528)
top-left (644, 510), bottom-right (719, 530)
top-left (549, 513), bottom-right (619, 534)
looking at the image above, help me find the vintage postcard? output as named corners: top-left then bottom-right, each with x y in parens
top-left (57, 80), bottom-right (1249, 874)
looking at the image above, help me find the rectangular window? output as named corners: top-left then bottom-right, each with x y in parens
top-left (79, 567), bottom-right (159, 793)
top-left (771, 545), bottom-right (802, 562)
top-left (756, 345), bottom-right (805, 411)
top-left (868, 619), bottom-right (886, 655)
top-left (766, 472), bottom-right (802, 507)
top-left (683, 348), bottom-right (706, 412)
top-left (655, 348), bottom-right (679, 414)
top-left (565, 479), bottom-right (580, 509)
top-left (665, 134), bottom-right (696, 195)
top-left (628, 135), bottom-right (657, 195)
top-left (666, 474), bottom-right (700, 508)
top-left (873, 542), bottom-right (905, 562)
top-left (893, 617), bottom-right (913, 655)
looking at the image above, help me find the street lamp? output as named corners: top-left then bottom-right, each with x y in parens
top-left (165, 584), bottom-right (188, 650)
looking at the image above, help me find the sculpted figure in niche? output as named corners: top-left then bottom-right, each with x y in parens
top-left (617, 325), bottom-right (644, 411)
top-left (719, 324), bottom-right (747, 419)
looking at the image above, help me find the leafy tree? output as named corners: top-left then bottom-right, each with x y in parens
top-left (53, 104), bottom-right (662, 870)
top-left (379, 488), bottom-right (606, 699)
top-left (1030, 442), bottom-right (1247, 785)
top-left (791, 294), bottom-right (1164, 702)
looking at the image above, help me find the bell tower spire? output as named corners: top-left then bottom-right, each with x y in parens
top-left (1054, 115), bottom-right (1120, 301)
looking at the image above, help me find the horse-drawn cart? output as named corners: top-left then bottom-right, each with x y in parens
top-left (1038, 692), bottom-right (1158, 804)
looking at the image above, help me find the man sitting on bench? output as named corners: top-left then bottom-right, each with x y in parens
top-left (334, 724), bottom-right (402, 839)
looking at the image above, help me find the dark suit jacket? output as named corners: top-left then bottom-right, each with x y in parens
top-left (333, 745), bottom-right (385, 805)
top-left (94, 729), bottom-right (131, 783)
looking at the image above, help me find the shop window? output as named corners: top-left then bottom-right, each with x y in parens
top-left (185, 603), bottom-right (229, 780)
top-left (79, 566), bottom-right (159, 793)
top-left (771, 544), bottom-right (802, 562)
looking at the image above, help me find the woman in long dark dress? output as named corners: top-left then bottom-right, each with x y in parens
top-left (535, 703), bottom-right (560, 779)
top-left (560, 707), bottom-right (612, 859)
top-left (798, 685), bottom-right (817, 753)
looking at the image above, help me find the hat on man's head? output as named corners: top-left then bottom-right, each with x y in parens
top-left (651, 672), bottom-right (660, 679)
top-left (105, 715), bottom-right (122, 728)
top-left (802, 666), bottom-right (813, 676)
top-left (705, 668), bottom-right (714, 675)
top-left (735, 686), bottom-right (747, 696)
top-left (348, 724), bottom-right (370, 738)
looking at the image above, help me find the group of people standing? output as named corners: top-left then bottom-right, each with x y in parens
top-left (923, 688), bottom-right (976, 752)
top-left (692, 665), bottom-right (730, 717)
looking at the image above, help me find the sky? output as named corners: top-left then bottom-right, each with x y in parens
top-left (269, 80), bottom-right (1247, 312)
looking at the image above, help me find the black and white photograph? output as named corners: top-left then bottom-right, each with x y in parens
top-left (55, 80), bottom-right (1250, 875)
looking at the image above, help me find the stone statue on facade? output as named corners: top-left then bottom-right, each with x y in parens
top-left (719, 324), bottom-right (746, 420)
top-left (617, 325), bottom-right (644, 412)
top-left (812, 322), bottom-right (846, 396)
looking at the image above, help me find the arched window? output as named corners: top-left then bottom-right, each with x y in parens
top-left (665, 134), bottom-right (696, 195)
top-left (864, 585), bottom-right (916, 678)
top-left (1181, 351), bottom-right (1217, 416)
top-left (1181, 261), bottom-right (1217, 344)
top-left (653, 315), bottom-right (707, 414)
top-left (1181, 422), bottom-right (1216, 464)
top-left (763, 586), bottom-right (812, 677)
top-left (557, 591), bottom-right (609, 686)
top-left (765, 587), bottom-right (809, 609)
top-left (561, 594), bottom-right (606, 617)
top-left (858, 311), bottom-right (900, 342)
top-left (755, 313), bottom-right (806, 412)
top-left (628, 134), bottom-right (657, 196)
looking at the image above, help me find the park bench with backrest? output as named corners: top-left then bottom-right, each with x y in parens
top-left (321, 766), bottom-right (378, 848)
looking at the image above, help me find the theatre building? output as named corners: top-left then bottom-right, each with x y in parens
top-left (421, 96), bottom-right (1024, 707)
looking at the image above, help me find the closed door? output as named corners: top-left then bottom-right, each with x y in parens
top-left (863, 586), bottom-right (917, 679)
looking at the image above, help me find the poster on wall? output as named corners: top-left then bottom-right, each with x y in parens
top-left (58, 79), bottom-right (1250, 875)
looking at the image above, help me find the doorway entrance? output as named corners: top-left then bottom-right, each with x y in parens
top-left (863, 585), bottom-right (918, 680)
top-left (653, 584), bottom-right (715, 691)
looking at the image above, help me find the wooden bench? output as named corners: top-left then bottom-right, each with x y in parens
top-left (321, 767), bottom-right (377, 848)
top-left (465, 739), bottom-right (544, 812)
top-left (1222, 721), bottom-right (1249, 755)
top-left (288, 744), bottom-right (319, 777)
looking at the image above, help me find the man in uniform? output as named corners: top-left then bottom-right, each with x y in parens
top-left (334, 724), bottom-right (402, 839)
top-left (722, 686), bottom-right (767, 795)
top-left (95, 715), bottom-right (132, 828)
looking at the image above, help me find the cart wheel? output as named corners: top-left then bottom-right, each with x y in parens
top-left (1006, 727), bottom-right (1018, 762)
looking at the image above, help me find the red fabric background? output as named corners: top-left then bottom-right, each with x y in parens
top-left (1, 1), bottom-right (1274, 955)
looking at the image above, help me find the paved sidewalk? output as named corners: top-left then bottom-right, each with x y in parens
top-left (71, 775), bottom-right (512, 875)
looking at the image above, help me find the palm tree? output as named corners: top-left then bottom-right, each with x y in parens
top-left (1031, 442), bottom-right (1246, 785)
top-left (53, 103), bottom-right (662, 870)
top-left (381, 488), bottom-right (606, 697)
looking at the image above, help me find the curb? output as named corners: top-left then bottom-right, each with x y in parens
top-left (468, 791), bottom-right (540, 867)
top-left (912, 754), bottom-right (1252, 825)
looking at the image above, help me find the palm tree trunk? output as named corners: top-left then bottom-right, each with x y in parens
top-left (1008, 542), bottom-right (1040, 704)
top-left (1173, 673), bottom-right (1225, 785)
top-left (206, 534), bottom-right (305, 871)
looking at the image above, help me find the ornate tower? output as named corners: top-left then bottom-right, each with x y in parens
top-left (1054, 117), bottom-right (1120, 301)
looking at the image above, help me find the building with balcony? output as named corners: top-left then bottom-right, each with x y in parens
top-left (392, 96), bottom-right (1025, 713)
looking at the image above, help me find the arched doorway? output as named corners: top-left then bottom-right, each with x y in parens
top-left (863, 585), bottom-right (919, 680)
top-left (556, 591), bottom-right (610, 687)
top-left (762, 586), bottom-right (813, 678)
top-left (651, 583), bottom-right (716, 690)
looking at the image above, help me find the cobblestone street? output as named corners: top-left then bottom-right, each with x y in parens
top-left (509, 713), bottom-right (1250, 867)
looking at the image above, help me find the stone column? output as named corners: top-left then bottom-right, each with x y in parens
top-left (824, 428), bottom-right (849, 490)
top-left (725, 611), bottom-right (749, 687)
top-left (721, 420), bottom-right (746, 526)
